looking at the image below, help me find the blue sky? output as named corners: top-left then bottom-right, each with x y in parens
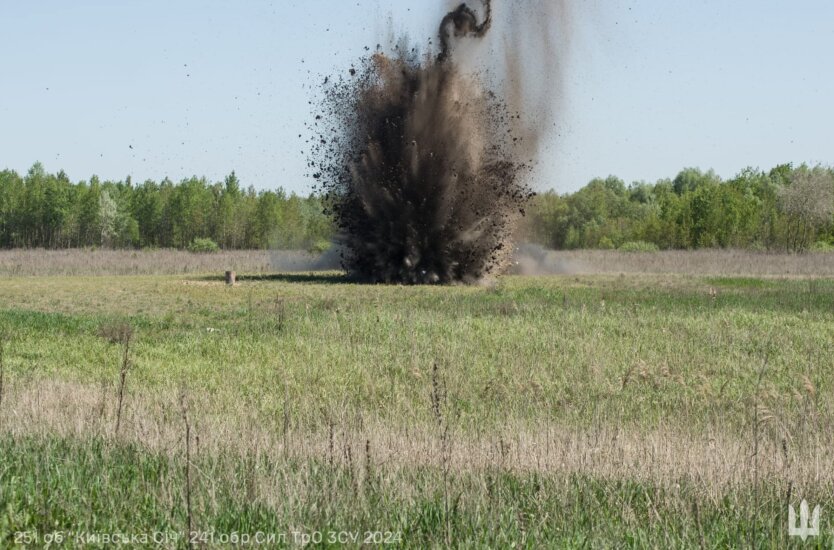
top-left (1, 1), bottom-right (832, 194)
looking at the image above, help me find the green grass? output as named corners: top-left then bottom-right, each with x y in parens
top-left (2, 435), bottom-right (830, 549)
top-left (1, 272), bottom-right (833, 547)
top-left (1, 274), bottom-right (832, 430)
top-left (706, 276), bottom-right (770, 288)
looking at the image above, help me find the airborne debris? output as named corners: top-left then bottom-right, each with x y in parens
top-left (308, 0), bottom-right (559, 285)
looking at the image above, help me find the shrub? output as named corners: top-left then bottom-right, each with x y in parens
top-left (308, 239), bottom-right (332, 254)
top-left (618, 241), bottom-right (660, 253)
top-left (598, 236), bottom-right (616, 250)
top-left (188, 238), bottom-right (220, 254)
top-left (810, 240), bottom-right (834, 252)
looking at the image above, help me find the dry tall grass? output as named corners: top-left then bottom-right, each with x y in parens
top-left (3, 247), bottom-right (834, 277)
top-left (3, 379), bottom-right (830, 500)
top-left (525, 249), bottom-right (834, 277)
top-left (0, 249), bottom-right (274, 276)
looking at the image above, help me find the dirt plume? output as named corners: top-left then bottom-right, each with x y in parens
top-left (309, 1), bottom-right (568, 284)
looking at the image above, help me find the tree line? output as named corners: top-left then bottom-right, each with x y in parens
top-left (0, 163), bottom-right (332, 250)
top-left (1, 162), bottom-right (832, 252)
top-left (522, 164), bottom-right (834, 252)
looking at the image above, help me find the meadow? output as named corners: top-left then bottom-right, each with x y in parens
top-left (1, 250), bottom-right (833, 547)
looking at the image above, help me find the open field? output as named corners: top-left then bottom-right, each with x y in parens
top-left (1, 260), bottom-right (833, 547)
top-left (2, 247), bottom-right (834, 277)
top-left (0, 249), bottom-right (278, 277)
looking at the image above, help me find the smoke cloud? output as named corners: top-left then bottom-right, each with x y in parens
top-left (308, 1), bottom-right (569, 284)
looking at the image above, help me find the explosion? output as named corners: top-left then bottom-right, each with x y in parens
top-left (309, 1), bottom-right (560, 284)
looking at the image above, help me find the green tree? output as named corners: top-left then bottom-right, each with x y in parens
top-left (132, 180), bottom-right (163, 247)
top-left (252, 191), bottom-right (282, 249)
top-left (673, 168), bottom-right (721, 195)
top-left (0, 169), bottom-right (24, 247)
top-left (778, 165), bottom-right (834, 251)
top-left (99, 189), bottom-right (118, 247)
top-left (42, 170), bottom-right (72, 247)
top-left (78, 177), bottom-right (102, 246)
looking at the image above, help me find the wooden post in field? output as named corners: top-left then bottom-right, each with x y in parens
top-left (225, 271), bottom-right (236, 285)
